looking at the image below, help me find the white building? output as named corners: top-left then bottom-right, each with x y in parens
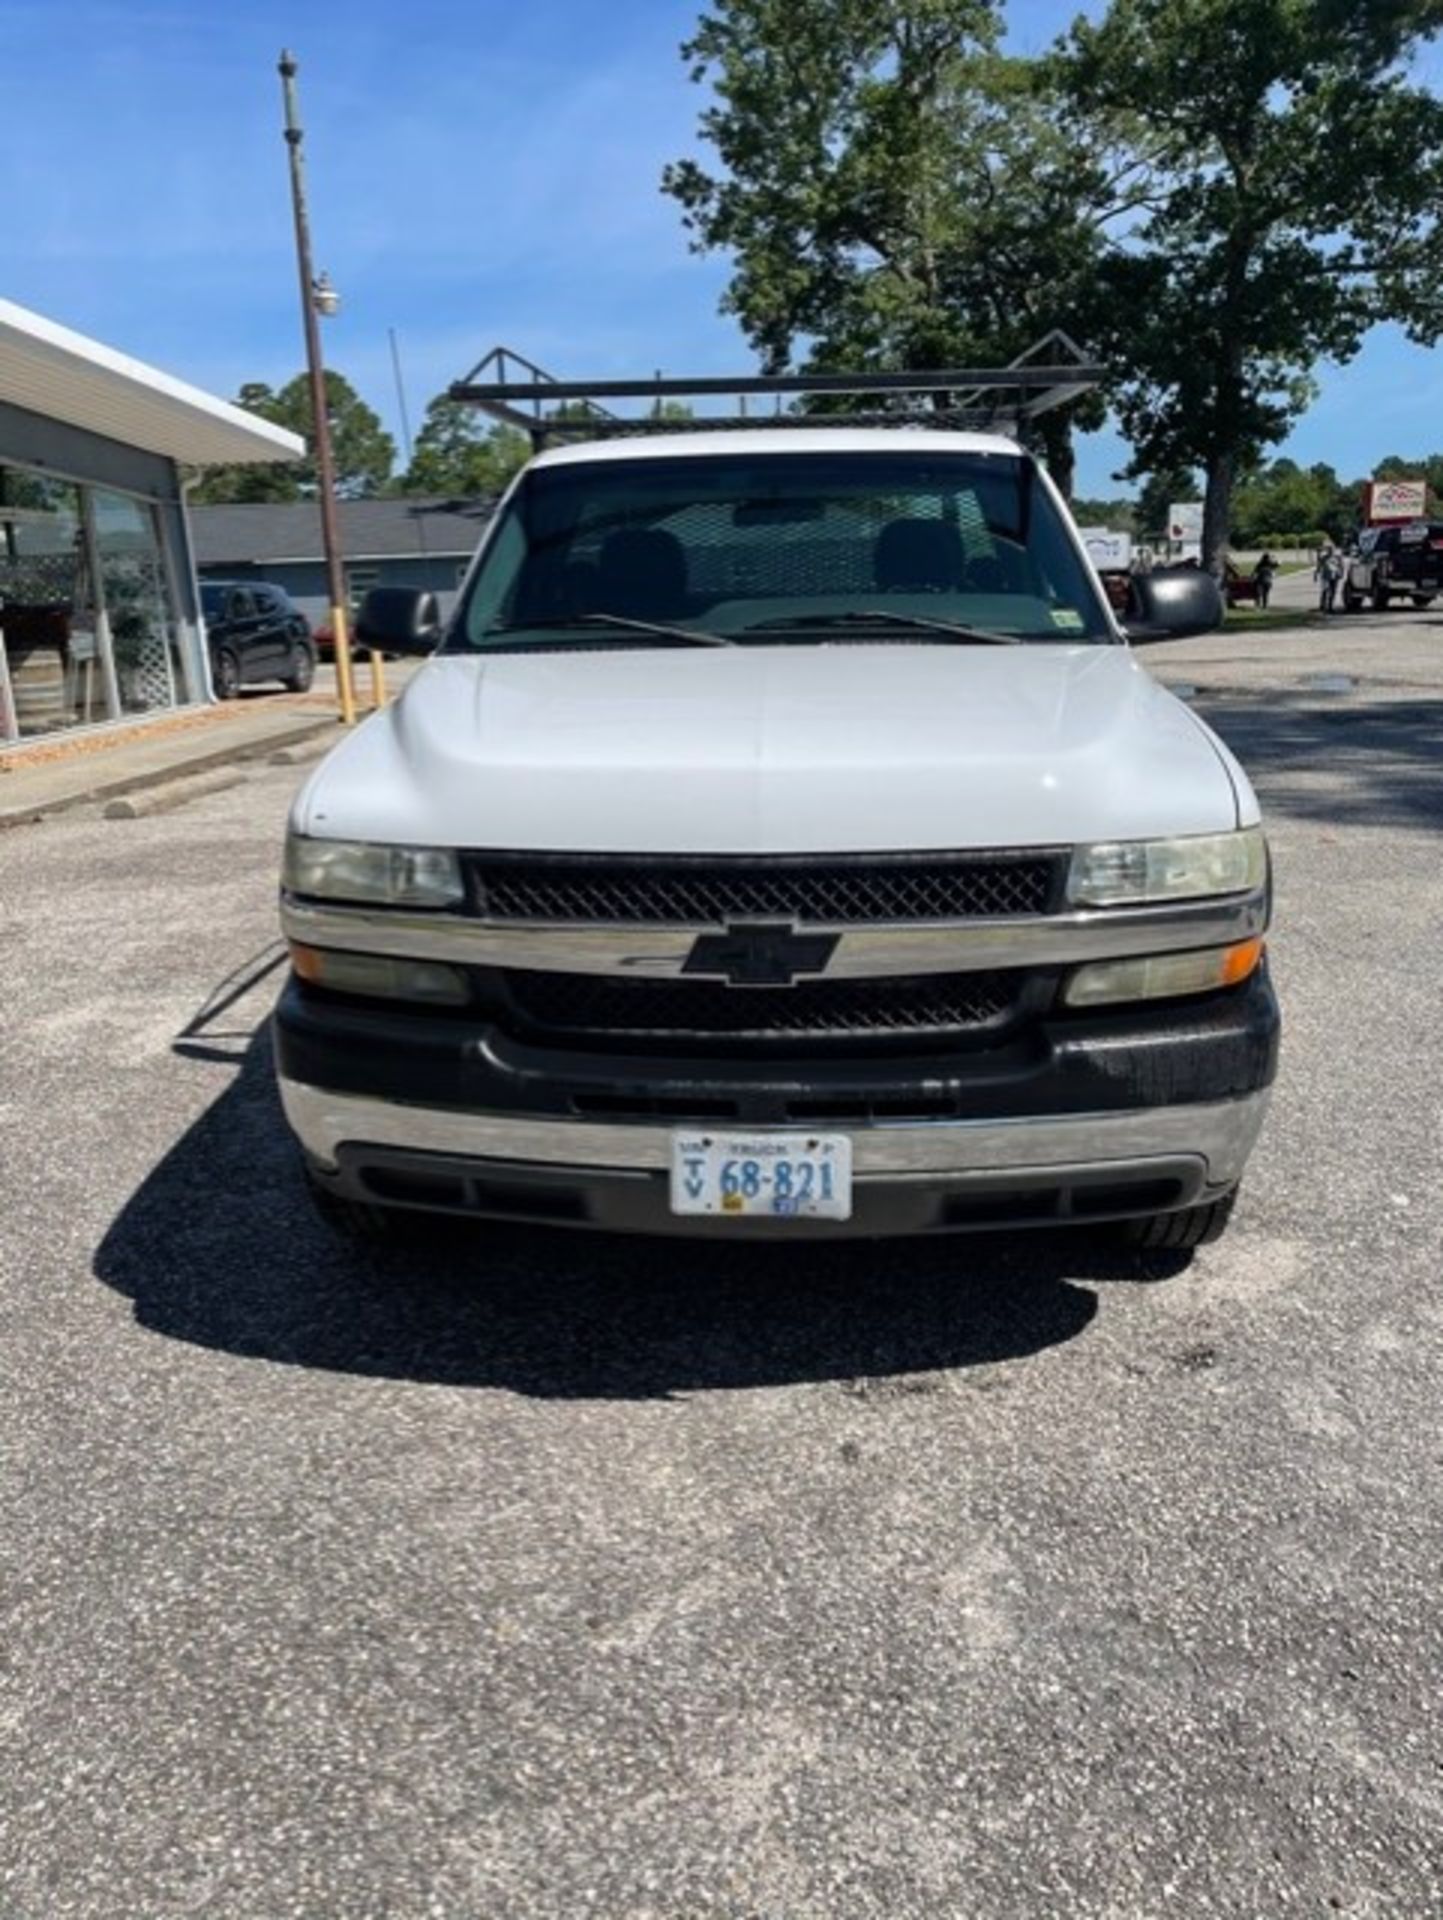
top-left (0, 297), bottom-right (302, 746)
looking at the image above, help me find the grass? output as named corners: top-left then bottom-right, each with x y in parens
top-left (1224, 606), bottom-right (1321, 631)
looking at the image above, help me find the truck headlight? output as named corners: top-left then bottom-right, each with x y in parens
top-left (1067, 827), bottom-right (1266, 908)
top-left (283, 834), bottom-right (464, 909)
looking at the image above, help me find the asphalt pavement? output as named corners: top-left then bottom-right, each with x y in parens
top-left (3, 611), bottom-right (1441, 1917)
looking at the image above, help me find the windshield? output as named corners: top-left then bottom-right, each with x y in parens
top-left (200, 584), bottom-right (226, 618)
top-left (452, 450), bottom-right (1116, 649)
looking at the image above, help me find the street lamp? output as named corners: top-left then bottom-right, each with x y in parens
top-left (277, 50), bottom-right (369, 725)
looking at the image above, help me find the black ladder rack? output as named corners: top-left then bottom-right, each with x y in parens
top-left (449, 332), bottom-right (1102, 450)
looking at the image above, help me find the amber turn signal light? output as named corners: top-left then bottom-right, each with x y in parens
top-left (1064, 937), bottom-right (1265, 1008)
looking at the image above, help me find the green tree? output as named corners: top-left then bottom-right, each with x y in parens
top-left (1229, 457), bottom-right (1353, 545)
top-left (544, 399), bottom-right (614, 441)
top-left (1324, 475), bottom-right (1365, 542)
top-left (1135, 466), bottom-right (1199, 539)
top-left (187, 383), bottom-right (302, 504)
top-left (663, 0), bottom-right (1124, 496)
top-left (1057, 0), bottom-right (1443, 572)
top-left (403, 395), bottom-right (530, 495)
top-left (271, 370), bottom-right (395, 499)
top-left (1071, 495), bottom-right (1137, 532)
top-left (189, 373), bottom-right (394, 503)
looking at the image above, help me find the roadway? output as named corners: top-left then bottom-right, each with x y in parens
top-left (3, 607), bottom-right (1441, 1916)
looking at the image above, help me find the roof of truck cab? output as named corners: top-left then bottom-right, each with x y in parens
top-left (528, 427), bottom-right (1025, 467)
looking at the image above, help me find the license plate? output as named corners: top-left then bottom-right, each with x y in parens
top-left (670, 1132), bottom-right (853, 1221)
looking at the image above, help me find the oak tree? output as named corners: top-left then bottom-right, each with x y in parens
top-left (191, 373), bottom-right (395, 503)
top-left (1058, 0), bottom-right (1443, 569)
top-left (663, 0), bottom-right (1127, 495)
top-left (403, 395), bottom-right (530, 496)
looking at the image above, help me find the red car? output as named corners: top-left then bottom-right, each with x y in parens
top-left (312, 618), bottom-right (390, 660)
top-left (1224, 566), bottom-right (1262, 608)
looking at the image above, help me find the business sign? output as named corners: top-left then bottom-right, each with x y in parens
top-left (1077, 527), bottom-right (1133, 571)
top-left (1364, 478), bottom-right (1427, 524)
top-left (1167, 502), bottom-right (1204, 543)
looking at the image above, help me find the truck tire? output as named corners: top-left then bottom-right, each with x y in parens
top-left (1371, 582), bottom-right (1390, 611)
top-left (1341, 589), bottom-right (1363, 613)
top-left (1123, 1189), bottom-right (1237, 1250)
top-left (1411, 595), bottom-right (1434, 610)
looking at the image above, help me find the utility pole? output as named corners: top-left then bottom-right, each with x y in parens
top-left (278, 49), bottom-right (366, 724)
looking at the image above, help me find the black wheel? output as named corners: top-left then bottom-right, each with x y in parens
top-left (212, 648), bottom-right (241, 699)
top-left (1123, 1189), bottom-right (1237, 1250)
top-left (1412, 595), bottom-right (1434, 610)
top-left (1341, 591), bottom-right (1363, 613)
top-left (283, 641), bottom-right (316, 693)
top-left (1371, 584), bottom-right (1390, 611)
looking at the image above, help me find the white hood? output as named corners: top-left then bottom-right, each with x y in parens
top-left (295, 644), bottom-right (1248, 854)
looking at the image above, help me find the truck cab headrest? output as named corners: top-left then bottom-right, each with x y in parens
top-left (597, 529), bottom-right (688, 616)
top-left (874, 519), bottom-right (964, 593)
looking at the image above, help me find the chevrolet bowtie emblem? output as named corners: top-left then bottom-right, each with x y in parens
top-left (682, 923), bottom-right (839, 988)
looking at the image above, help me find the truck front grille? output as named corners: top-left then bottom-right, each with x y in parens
top-left (497, 967), bottom-right (1024, 1051)
top-left (467, 850), bottom-right (1064, 924)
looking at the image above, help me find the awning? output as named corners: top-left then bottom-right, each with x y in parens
top-left (0, 297), bottom-right (305, 467)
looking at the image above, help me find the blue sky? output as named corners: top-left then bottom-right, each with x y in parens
top-left (6, 0), bottom-right (1443, 496)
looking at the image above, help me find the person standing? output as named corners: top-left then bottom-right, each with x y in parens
top-left (1253, 550), bottom-right (1276, 608)
top-left (1317, 544), bottom-right (1343, 613)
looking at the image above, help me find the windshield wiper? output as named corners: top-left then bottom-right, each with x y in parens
top-left (745, 610), bottom-right (1020, 645)
top-left (486, 613), bottom-right (734, 648)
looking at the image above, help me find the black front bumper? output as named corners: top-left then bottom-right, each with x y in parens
top-left (274, 965), bottom-right (1280, 1129)
top-left (274, 966), bottom-right (1280, 1236)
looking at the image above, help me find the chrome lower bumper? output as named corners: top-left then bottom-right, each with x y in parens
top-left (279, 1077), bottom-right (1271, 1192)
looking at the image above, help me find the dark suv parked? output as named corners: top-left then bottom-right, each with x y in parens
top-left (200, 581), bottom-right (316, 696)
top-left (1342, 522), bottom-right (1443, 612)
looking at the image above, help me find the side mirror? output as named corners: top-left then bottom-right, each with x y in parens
top-left (1123, 566), bottom-right (1224, 643)
top-left (353, 586), bottom-right (443, 657)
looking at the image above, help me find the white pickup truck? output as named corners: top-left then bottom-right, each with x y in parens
top-left (276, 425), bottom-right (1277, 1245)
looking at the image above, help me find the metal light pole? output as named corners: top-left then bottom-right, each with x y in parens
top-left (278, 49), bottom-right (362, 725)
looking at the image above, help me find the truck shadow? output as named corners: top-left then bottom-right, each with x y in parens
top-left (92, 1025), bottom-right (1195, 1401)
top-left (1196, 693), bottom-right (1443, 832)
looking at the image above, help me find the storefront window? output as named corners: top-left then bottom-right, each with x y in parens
top-left (0, 461), bottom-right (193, 743)
top-left (91, 490), bottom-right (180, 717)
top-left (0, 467), bottom-right (105, 739)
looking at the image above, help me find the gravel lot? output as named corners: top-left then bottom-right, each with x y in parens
top-left (3, 612), bottom-right (1441, 1917)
